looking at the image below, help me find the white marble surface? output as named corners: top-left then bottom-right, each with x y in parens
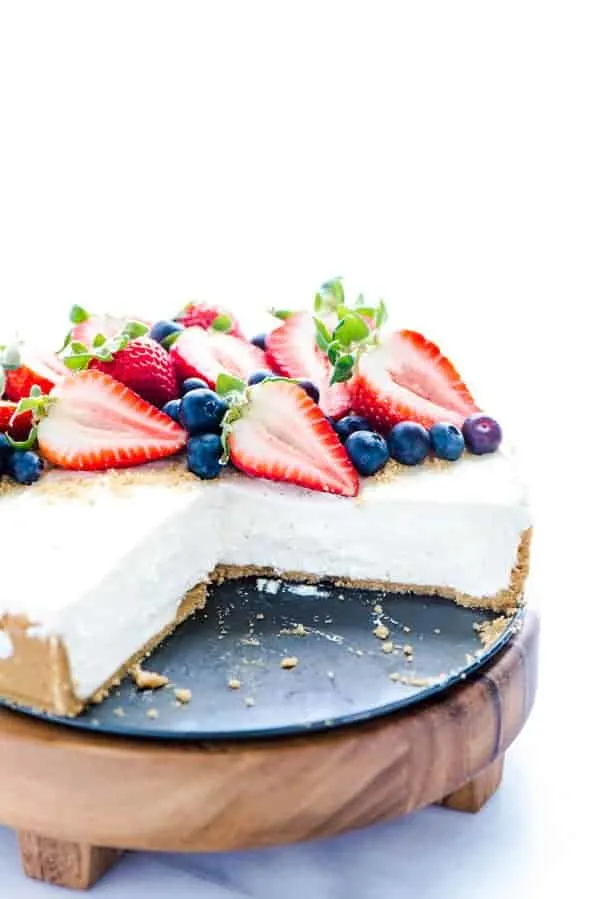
top-left (0, 1), bottom-right (597, 895)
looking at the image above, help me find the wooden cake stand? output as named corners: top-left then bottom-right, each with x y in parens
top-left (0, 611), bottom-right (539, 891)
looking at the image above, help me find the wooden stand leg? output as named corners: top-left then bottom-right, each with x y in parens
top-left (440, 755), bottom-right (505, 813)
top-left (18, 831), bottom-right (122, 889)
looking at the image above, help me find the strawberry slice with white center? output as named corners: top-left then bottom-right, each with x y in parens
top-left (265, 312), bottom-right (351, 419)
top-left (226, 379), bottom-right (359, 497)
top-left (351, 330), bottom-right (480, 431)
top-left (37, 370), bottom-right (187, 471)
top-left (170, 327), bottom-right (269, 389)
top-left (3, 346), bottom-right (67, 401)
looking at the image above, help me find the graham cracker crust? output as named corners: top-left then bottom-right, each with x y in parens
top-left (0, 584), bottom-right (208, 718)
top-left (0, 530), bottom-right (531, 717)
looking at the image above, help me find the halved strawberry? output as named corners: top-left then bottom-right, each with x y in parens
top-left (89, 336), bottom-right (179, 408)
top-left (170, 327), bottom-right (269, 389)
top-left (265, 313), bottom-right (351, 419)
top-left (351, 330), bottom-right (480, 431)
top-left (175, 302), bottom-right (244, 338)
top-left (226, 379), bottom-right (358, 497)
top-left (37, 370), bottom-right (187, 471)
top-left (3, 347), bottom-right (67, 401)
top-left (0, 401), bottom-right (34, 441)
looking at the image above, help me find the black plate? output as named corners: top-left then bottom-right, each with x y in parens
top-left (6, 577), bottom-right (522, 740)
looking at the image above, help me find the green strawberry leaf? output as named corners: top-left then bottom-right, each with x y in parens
top-left (333, 312), bottom-right (370, 347)
top-left (375, 299), bottom-right (388, 328)
top-left (269, 308), bottom-right (295, 321)
top-left (93, 332), bottom-right (107, 348)
top-left (121, 320), bottom-right (149, 340)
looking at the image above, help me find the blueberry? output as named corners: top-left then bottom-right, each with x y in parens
top-left (334, 415), bottom-right (372, 443)
top-left (462, 414), bottom-right (502, 455)
top-left (7, 450), bottom-right (43, 485)
top-left (430, 422), bottom-right (465, 461)
top-left (149, 320), bottom-right (184, 346)
top-left (181, 377), bottom-right (209, 394)
top-left (186, 434), bottom-right (223, 479)
top-left (345, 430), bottom-right (390, 476)
top-left (388, 422), bottom-right (430, 465)
top-left (180, 388), bottom-right (228, 435)
top-left (0, 434), bottom-right (13, 475)
top-left (247, 370), bottom-right (272, 386)
top-left (162, 399), bottom-right (182, 423)
top-left (250, 333), bottom-right (268, 351)
top-left (297, 379), bottom-right (320, 404)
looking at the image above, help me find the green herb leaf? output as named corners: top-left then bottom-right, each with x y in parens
top-left (69, 341), bottom-right (90, 355)
top-left (121, 320), bottom-right (149, 340)
top-left (29, 385), bottom-right (42, 398)
top-left (69, 305), bottom-right (89, 325)
top-left (269, 308), bottom-right (294, 321)
top-left (327, 340), bottom-right (343, 365)
top-left (56, 330), bottom-right (73, 354)
top-left (215, 373), bottom-right (246, 397)
top-left (333, 312), bottom-right (370, 347)
top-left (330, 354), bottom-right (355, 384)
top-left (375, 299), bottom-right (388, 328)
top-left (210, 313), bottom-right (233, 333)
top-left (63, 354), bottom-right (91, 371)
top-left (313, 316), bottom-right (332, 351)
top-left (93, 333), bottom-right (107, 348)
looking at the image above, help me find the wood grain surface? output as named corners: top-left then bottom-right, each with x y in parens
top-left (0, 611), bottom-right (539, 889)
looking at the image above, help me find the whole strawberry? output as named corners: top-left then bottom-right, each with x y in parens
top-left (175, 302), bottom-right (244, 338)
top-left (89, 337), bottom-right (179, 408)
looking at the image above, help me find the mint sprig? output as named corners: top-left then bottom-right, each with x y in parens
top-left (312, 279), bottom-right (388, 384)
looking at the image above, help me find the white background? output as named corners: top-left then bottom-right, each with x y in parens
top-left (0, 2), bottom-right (598, 896)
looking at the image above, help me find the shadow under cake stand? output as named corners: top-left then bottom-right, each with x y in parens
top-left (0, 610), bottom-right (539, 890)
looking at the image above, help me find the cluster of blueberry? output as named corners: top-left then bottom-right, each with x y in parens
top-left (330, 413), bottom-right (502, 477)
top-left (0, 435), bottom-right (43, 485)
top-left (162, 379), bottom-right (228, 479)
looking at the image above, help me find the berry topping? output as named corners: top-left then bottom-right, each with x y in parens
top-left (430, 422), bottom-right (465, 461)
top-left (462, 414), bottom-right (502, 455)
top-left (186, 433), bottom-right (223, 479)
top-left (68, 307), bottom-right (145, 349)
top-left (180, 388), bottom-right (227, 436)
top-left (149, 320), bottom-right (184, 348)
top-left (345, 430), bottom-right (390, 476)
top-left (6, 450), bottom-right (43, 485)
top-left (181, 377), bottom-right (209, 393)
top-left (34, 370), bottom-right (187, 471)
top-left (222, 379), bottom-right (359, 497)
top-left (175, 302), bottom-right (243, 338)
top-left (0, 400), bottom-right (34, 441)
top-left (351, 331), bottom-right (480, 431)
top-left (265, 312), bottom-right (351, 419)
top-left (250, 333), bottom-right (268, 351)
top-left (162, 399), bottom-right (182, 423)
top-left (170, 327), bottom-right (269, 389)
top-left (297, 379), bottom-right (320, 405)
top-left (1, 344), bottom-right (67, 402)
top-left (388, 421), bottom-right (431, 465)
top-left (247, 370), bottom-right (273, 386)
top-left (89, 336), bottom-right (179, 409)
top-left (334, 414), bottom-right (372, 443)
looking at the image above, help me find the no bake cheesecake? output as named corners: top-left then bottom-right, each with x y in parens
top-left (0, 282), bottom-right (532, 716)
